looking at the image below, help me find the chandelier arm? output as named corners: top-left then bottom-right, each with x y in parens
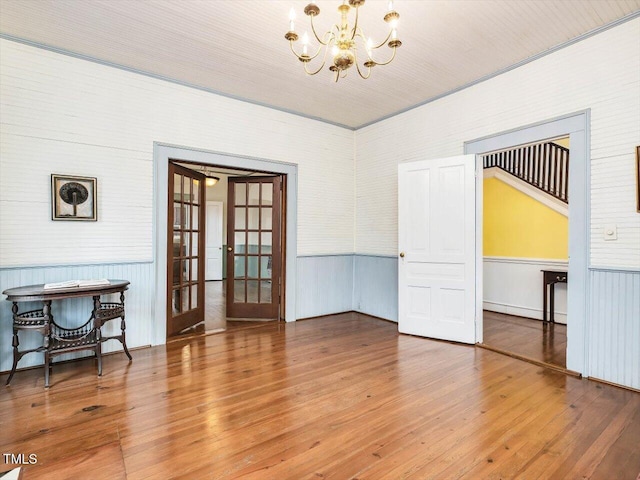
top-left (370, 46), bottom-right (398, 66)
top-left (355, 60), bottom-right (372, 80)
top-left (373, 30), bottom-right (393, 49)
top-left (310, 15), bottom-right (329, 46)
top-left (350, 6), bottom-right (360, 41)
top-left (353, 49), bottom-right (372, 79)
top-left (303, 40), bottom-right (331, 76)
top-left (303, 58), bottom-right (327, 75)
top-left (289, 40), bottom-right (324, 61)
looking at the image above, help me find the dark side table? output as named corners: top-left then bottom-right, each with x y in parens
top-left (541, 270), bottom-right (568, 323)
top-left (2, 280), bottom-right (132, 388)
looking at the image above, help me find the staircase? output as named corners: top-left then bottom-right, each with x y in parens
top-left (483, 142), bottom-right (569, 203)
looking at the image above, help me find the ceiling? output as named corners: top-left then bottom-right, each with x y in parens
top-left (1, 1), bottom-right (639, 129)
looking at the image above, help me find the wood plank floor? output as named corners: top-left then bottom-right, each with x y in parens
top-left (1, 313), bottom-right (638, 479)
top-left (483, 311), bottom-right (567, 368)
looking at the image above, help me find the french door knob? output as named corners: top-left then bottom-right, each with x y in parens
top-left (399, 252), bottom-right (405, 258)
top-left (227, 246), bottom-right (233, 252)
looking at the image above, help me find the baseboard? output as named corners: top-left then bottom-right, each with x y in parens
top-left (483, 301), bottom-right (567, 324)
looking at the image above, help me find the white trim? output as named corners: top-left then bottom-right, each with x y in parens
top-left (484, 256), bottom-right (568, 266)
top-left (483, 167), bottom-right (568, 217)
top-left (483, 301), bottom-right (567, 324)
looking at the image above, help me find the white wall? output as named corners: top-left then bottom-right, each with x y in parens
top-left (0, 39), bottom-right (355, 268)
top-left (355, 18), bottom-right (640, 269)
top-left (0, 39), bottom-right (355, 372)
top-left (483, 257), bottom-right (568, 324)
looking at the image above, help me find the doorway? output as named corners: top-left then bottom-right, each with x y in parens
top-left (465, 111), bottom-right (589, 375)
top-left (480, 138), bottom-right (569, 369)
top-left (166, 161), bottom-right (286, 338)
top-left (153, 144), bottom-right (298, 345)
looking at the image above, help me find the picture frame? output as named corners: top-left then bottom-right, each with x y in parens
top-left (51, 174), bottom-right (97, 221)
top-left (636, 146), bottom-right (640, 213)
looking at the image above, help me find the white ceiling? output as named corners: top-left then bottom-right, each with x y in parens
top-left (1, 1), bottom-right (639, 129)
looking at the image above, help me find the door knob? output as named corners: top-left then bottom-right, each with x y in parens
top-left (227, 246), bottom-right (233, 252)
top-left (399, 252), bottom-right (405, 258)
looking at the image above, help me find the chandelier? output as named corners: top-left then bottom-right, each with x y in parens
top-left (285, 0), bottom-right (401, 82)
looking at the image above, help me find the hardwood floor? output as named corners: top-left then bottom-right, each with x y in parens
top-left (483, 310), bottom-right (567, 369)
top-left (1, 313), bottom-right (638, 479)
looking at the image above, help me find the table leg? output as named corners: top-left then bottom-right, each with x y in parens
top-left (43, 301), bottom-right (52, 388)
top-left (550, 281), bottom-right (555, 324)
top-left (93, 296), bottom-right (103, 376)
top-left (543, 276), bottom-right (548, 322)
top-left (120, 292), bottom-right (132, 361)
top-left (6, 303), bottom-right (20, 386)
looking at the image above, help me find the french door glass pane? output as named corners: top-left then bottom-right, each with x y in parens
top-left (181, 260), bottom-right (189, 283)
top-left (234, 256), bottom-right (245, 278)
top-left (261, 232), bottom-right (272, 253)
top-left (173, 203), bottom-right (182, 230)
top-left (234, 280), bottom-right (245, 303)
top-left (261, 183), bottom-right (273, 206)
top-left (191, 232), bottom-right (198, 256)
top-left (248, 232), bottom-right (259, 254)
top-left (248, 208), bottom-right (259, 230)
top-left (248, 183), bottom-right (260, 205)
top-left (235, 208), bottom-right (246, 229)
top-left (191, 285), bottom-right (198, 310)
top-left (172, 289), bottom-right (180, 314)
top-left (191, 258), bottom-right (198, 280)
top-left (247, 256), bottom-right (258, 279)
top-left (235, 183), bottom-right (246, 206)
top-left (261, 208), bottom-right (272, 230)
top-left (192, 179), bottom-right (200, 204)
top-left (247, 280), bottom-right (259, 303)
top-left (183, 205), bottom-right (191, 229)
top-left (181, 286), bottom-right (189, 311)
top-left (192, 205), bottom-right (199, 229)
top-left (235, 231), bottom-right (246, 253)
top-left (174, 174), bottom-right (182, 201)
top-left (260, 280), bottom-right (272, 303)
top-left (260, 256), bottom-right (271, 279)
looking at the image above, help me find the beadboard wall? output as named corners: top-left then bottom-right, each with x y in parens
top-left (0, 39), bottom-right (355, 268)
top-left (355, 18), bottom-right (640, 269)
top-left (589, 269), bottom-right (640, 390)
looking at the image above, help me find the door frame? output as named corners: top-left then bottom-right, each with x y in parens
top-left (465, 110), bottom-right (590, 375)
top-left (205, 200), bottom-right (224, 281)
top-left (152, 143), bottom-right (298, 345)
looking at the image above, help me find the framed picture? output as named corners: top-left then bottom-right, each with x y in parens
top-left (51, 174), bottom-right (97, 221)
top-left (636, 146), bottom-right (640, 213)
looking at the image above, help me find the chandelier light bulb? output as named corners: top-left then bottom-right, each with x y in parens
top-left (388, 1), bottom-right (394, 12)
top-left (302, 32), bottom-right (309, 55)
top-left (391, 28), bottom-right (397, 40)
top-left (366, 37), bottom-right (373, 56)
top-left (289, 7), bottom-right (295, 31)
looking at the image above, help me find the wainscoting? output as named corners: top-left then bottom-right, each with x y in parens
top-left (483, 256), bottom-right (568, 324)
top-left (1, 258), bottom-right (637, 390)
top-left (296, 255), bottom-right (354, 319)
top-left (588, 268), bottom-right (640, 390)
top-left (353, 255), bottom-right (398, 322)
top-left (0, 262), bottom-right (154, 372)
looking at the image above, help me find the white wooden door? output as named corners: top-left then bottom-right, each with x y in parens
top-left (205, 200), bottom-right (223, 281)
top-left (398, 155), bottom-right (476, 344)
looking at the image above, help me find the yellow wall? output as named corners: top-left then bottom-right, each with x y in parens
top-left (483, 177), bottom-right (568, 259)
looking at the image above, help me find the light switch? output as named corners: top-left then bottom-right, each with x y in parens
top-left (604, 225), bottom-right (617, 241)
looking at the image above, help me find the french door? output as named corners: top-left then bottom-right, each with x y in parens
top-left (398, 155), bottom-right (476, 344)
top-left (167, 162), bottom-right (206, 336)
top-left (226, 176), bottom-right (282, 319)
